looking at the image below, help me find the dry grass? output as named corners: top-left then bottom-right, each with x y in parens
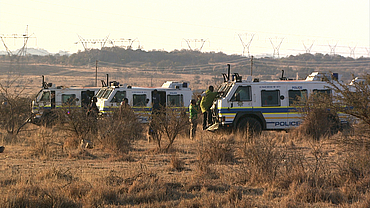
top-left (1, 121), bottom-right (370, 207)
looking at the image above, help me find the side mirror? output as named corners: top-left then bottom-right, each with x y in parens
top-left (280, 95), bottom-right (285, 100)
top-left (146, 99), bottom-right (149, 104)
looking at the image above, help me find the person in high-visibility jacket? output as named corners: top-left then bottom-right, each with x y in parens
top-left (189, 99), bottom-right (198, 139)
top-left (200, 85), bottom-right (218, 130)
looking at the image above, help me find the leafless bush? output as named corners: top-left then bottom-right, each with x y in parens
top-left (242, 135), bottom-right (285, 184)
top-left (53, 107), bottom-right (96, 140)
top-left (0, 75), bottom-right (33, 138)
top-left (330, 122), bottom-right (370, 151)
top-left (170, 153), bottom-right (185, 171)
top-left (0, 183), bottom-right (81, 208)
top-left (97, 108), bottom-right (144, 154)
top-left (295, 92), bottom-right (340, 140)
top-left (149, 107), bottom-right (189, 152)
top-left (0, 96), bottom-right (31, 137)
top-left (197, 134), bottom-right (235, 164)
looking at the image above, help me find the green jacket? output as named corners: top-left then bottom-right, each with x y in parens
top-left (200, 90), bottom-right (218, 113)
top-left (189, 104), bottom-right (198, 120)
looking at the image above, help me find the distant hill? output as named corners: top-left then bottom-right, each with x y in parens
top-left (1, 47), bottom-right (370, 82)
top-left (0, 48), bottom-right (70, 56)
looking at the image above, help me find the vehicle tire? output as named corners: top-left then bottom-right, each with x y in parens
top-left (236, 117), bottom-right (262, 137)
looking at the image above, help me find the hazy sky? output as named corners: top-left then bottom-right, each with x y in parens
top-left (0, 0), bottom-right (368, 57)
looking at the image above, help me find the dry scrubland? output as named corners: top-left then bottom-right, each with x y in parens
top-left (1, 112), bottom-right (370, 207)
top-left (1, 64), bottom-right (370, 207)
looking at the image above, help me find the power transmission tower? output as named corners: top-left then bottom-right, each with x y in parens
top-left (366, 48), bottom-right (370, 57)
top-left (269, 37), bottom-right (284, 58)
top-left (238, 33), bottom-right (254, 57)
top-left (328, 41), bottom-right (338, 56)
top-left (0, 25), bottom-right (36, 57)
top-left (75, 34), bottom-right (110, 51)
top-left (302, 40), bottom-right (315, 53)
top-left (182, 39), bottom-right (209, 51)
top-left (109, 38), bottom-right (140, 49)
top-left (348, 45), bottom-right (356, 58)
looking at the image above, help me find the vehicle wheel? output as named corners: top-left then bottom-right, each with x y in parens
top-left (236, 117), bottom-right (262, 137)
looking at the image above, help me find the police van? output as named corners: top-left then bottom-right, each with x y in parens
top-left (207, 65), bottom-right (344, 134)
top-left (95, 81), bottom-right (192, 122)
top-left (31, 76), bottom-right (100, 125)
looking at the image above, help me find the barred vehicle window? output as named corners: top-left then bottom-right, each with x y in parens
top-left (133, 94), bottom-right (146, 106)
top-left (102, 89), bottom-right (113, 99)
top-left (313, 89), bottom-right (331, 96)
top-left (62, 94), bottom-right (77, 105)
top-left (231, 86), bottom-right (251, 101)
top-left (261, 90), bottom-right (280, 107)
top-left (40, 91), bottom-right (50, 102)
top-left (167, 94), bottom-right (184, 107)
top-left (289, 89), bottom-right (307, 106)
top-left (110, 91), bottom-right (126, 103)
top-left (95, 89), bottom-right (106, 98)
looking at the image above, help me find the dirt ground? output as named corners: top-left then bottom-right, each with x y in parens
top-left (1, 122), bottom-right (367, 207)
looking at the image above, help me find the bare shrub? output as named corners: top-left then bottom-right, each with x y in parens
top-left (0, 184), bottom-right (81, 208)
top-left (54, 107), bottom-right (96, 141)
top-left (65, 182), bottom-right (92, 201)
top-left (337, 149), bottom-right (370, 184)
top-left (295, 91), bottom-right (340, 140)
top-left (149, 107), bottom-right (189, 152)
top-left (287, 181), bottom-right (345, 205)
top-left (28, 127), bottom-right (66, 159)
top-left (330, 122), bottom-right (370, 151)
top-left (197, 134), bottom-right (235, 165)
top-left (86, 185), bottom-right (119, 207)
top-left (242, 135), bottom-right (285, 184)
top-left (98, 108), bottom-right (144, 154)
top-left (170, 153), bottom-right (185, 171)
top-left (273, 147), bottom-right (307, 190)
top-left (0, 76), bottom-right (32, 137)
top-left (297, 108), bottom-right (339, 141)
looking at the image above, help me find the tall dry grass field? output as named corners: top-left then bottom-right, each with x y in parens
top-left (2, 118), bottom-right (370, 207)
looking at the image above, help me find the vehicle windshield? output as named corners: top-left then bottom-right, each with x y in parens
top-left (102, 89), bottom-right (113, 99)
top-left (36, 90), bottom-right (50, 102)
top-left (35, 90), bottom-right (43, 101)
top-left (95, 88), bottom-right (113, 99)
top-left (217, 82), bottom-right (233, 98)
top-left (95, 89), bottom-right (106, 98)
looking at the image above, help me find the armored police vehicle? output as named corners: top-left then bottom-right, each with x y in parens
top-left (95, 81), bottom-right (192, 122)
top-left (207, 65), bottom-right (343, 134)
top-left (31, 76), bottom-right (100, 125)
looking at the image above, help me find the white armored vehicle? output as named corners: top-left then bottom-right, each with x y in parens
top-left (95, 80), bottom-right (193, 122)
top-left (31, 76), bottom-right (100, 125)
top-left (207, 65), bottom-right (344, 134)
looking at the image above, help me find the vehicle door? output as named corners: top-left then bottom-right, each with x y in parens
top-left (288, 88), bottom-right (308, 128)
top-left (109, 90), bottom-right (126, 107)
top-left (81, 90), bottom-right (95, 108)
top-left (133, 91), bottom-right (150, 122)
top-left (229, 85), bottom-right (253, 123)
top-left (260, 87), bottom-right (286, 130)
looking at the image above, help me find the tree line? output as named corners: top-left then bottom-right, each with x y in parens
top-left (1, 47), bottom-right (370, 80)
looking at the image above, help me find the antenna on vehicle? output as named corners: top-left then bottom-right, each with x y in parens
top-left (42, 75), bottom-right (45, 88)
top-left (222, 64), bottom-right (231, 82)
top-left (280, 70), bottom-right (287, 80)
top-left (101, 74), bottom-right (109, 87)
